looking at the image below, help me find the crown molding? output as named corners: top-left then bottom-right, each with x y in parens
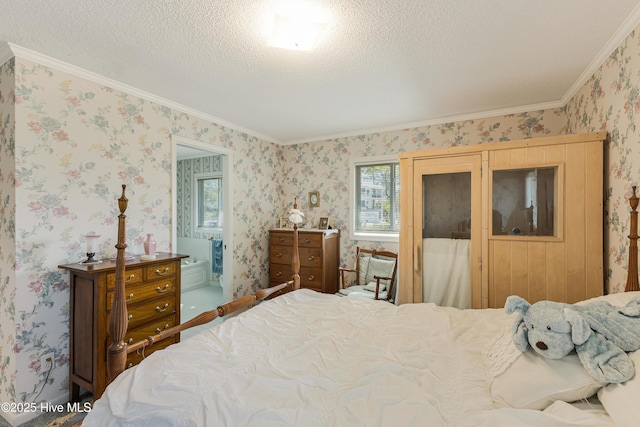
top-left (0, 42), bottom-right (15, 66)
top-left (283, 100), bottom-right (564, 145)
top-left (5, 0), bottom-right (640, 149)
top-left (0, 41), bottom-right (577, 147)
top-left (5, 42), bottom-right (281, 144)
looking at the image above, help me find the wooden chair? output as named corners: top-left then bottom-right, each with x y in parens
top-left (338, 247), bottom-right (398, 302)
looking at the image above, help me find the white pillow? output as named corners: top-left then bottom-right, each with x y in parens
top-left (598, 350), bottom-right (640, 427)
top-left (357, 255), bottom-right (370, 285)
top-left (575, 291), bottom-right (640, 307)
top-left (364, 257), bottom-right (395, 287)
top-left (363, 281), bottom-right (386, 292)
top-left (484, 327), bottom-right (605, 410)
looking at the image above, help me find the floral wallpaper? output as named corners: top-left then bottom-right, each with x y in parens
top-left (564, 27), bottom-right (640, 294)
top-left (2, 18), bottom-right (640, 422)
top-left (2, 56), bottom-right (284, 417)
top-left (0, 58), bottom-right (17, 406)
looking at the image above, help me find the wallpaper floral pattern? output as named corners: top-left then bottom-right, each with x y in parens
top-left (564, 27), bottom-right (640, 294)
top-left (1, 19), bottom-right (640, 422)
top-left (1, 57), bottom-right (284, 419)
top-left (0, 58), bottom-right (17, 406)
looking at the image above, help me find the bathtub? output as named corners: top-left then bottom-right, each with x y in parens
top-left (178, 237), bottom-right (213, 291)
top-left (181, 258), bottom-right (211, 291)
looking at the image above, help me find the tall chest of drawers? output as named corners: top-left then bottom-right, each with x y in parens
top-left (59, 252), bottom-right (187, 401)
top-left (269, 229), bottom-right (339, 293)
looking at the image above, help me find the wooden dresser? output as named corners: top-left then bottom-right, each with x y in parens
top-left (59, 252), bottom-right (187, 401)
top-left (269, 229), bottom-right (339, 293)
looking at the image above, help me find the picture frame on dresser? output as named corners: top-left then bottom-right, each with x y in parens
top-left (318, 217), bottom-right (329, 229)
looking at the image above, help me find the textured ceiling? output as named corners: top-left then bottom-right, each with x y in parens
top-left (1, 0), bottom-right (640, 144)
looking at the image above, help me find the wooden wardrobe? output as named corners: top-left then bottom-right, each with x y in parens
top-left (398, 132), bottom-right (605, 308)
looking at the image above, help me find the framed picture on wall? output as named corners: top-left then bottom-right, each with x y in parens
top-left (319, 217), bottom-right (329, 230)
top-left (308, 191), bottom-right (320, 208)
top-left (279, 216), bottom-right (290, 229)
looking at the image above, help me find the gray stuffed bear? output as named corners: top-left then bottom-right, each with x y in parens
top-left (505, 295), bottom-right (640, 383)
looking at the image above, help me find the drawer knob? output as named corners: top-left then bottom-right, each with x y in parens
top-left (304, 239), bottom-right (311, 244)
top-left (308, 275), bottom-right (315, 281)
top-left (126, 293), bottom-right (134, 301)
top-left (275, 271), bottom-right (282, 277)
top-left (125, 274), bottom-right (135, 283)
top-left (307, 255), bottom-right (315, 261)
top-left (156, 284), bottom-right (170, 293)
top-left (275, 252), bottom-right (282, 258)
top-left (128, 314), bottom-right (133, 321)
top-left (127, 338), bottom-right (134, 344)
top-left (279, 237), bottom-right (285, 242)
top-left (155, 323), bottom-right (170, 333)
top-left (155, 267), bottom-right (170, 276)
top-left (156, 303), bottom-right (170, 312)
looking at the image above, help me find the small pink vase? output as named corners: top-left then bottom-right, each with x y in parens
top-left (144, 233), bottom-right (157, 256)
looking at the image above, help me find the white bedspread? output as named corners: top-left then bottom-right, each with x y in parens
top-left (85, 290), bottom-right (613, 427)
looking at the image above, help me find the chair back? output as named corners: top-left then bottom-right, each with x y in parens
top-left (355, 247), bottom-right (398, 302)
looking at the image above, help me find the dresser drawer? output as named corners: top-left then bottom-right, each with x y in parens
top-left (299, 267), bottom-right (323, 290)
top-left (106, 268), bottom-right (143, 289)
top-left (123, 315), bottom-right (176, 346)
top-left (144, 262), bottom-right (178, 280)
top-left (125, 297), bottom-right (176, 328)
top-left (300, 248), bottom-right (323, 268)
top-left (269, 245), bottom-right (289, 265)
top-left (126, 336), bottom-right (177, 369)
top-left (270, 268), bottom-right (323, 290)
top-left (106, 278), bottom-right (176, 311)
top-left (270, 232), bottom-right (323, 248)
top-left (270, 263), bottom-right (291, 282)
top-left (270, 246), bottom-right (323, 268)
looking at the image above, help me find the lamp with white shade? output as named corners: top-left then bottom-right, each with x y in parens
top-left (82, 233), bottom-right (102, 264)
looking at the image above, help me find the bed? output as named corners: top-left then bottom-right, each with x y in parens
top-left (83, 186), bottom-right (640, 426)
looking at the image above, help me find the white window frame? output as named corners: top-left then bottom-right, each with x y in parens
top-left (194, 171), bottom-right (223, 232)
top-left (350, 155), bottom-right (399, 242)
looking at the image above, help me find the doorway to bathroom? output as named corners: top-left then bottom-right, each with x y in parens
top-left (171, 135), bottom-right (233, 337)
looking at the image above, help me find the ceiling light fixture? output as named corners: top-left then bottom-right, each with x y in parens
top-left (268, 4), bottom-right (329, 51)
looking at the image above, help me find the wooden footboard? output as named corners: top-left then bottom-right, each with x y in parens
top-left (106, 186), bottom-right (301, 383)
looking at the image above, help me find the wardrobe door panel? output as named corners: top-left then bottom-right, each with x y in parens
top-left (409, 155), bottom-right (482, 309)
top-left (527, 241), bottom-right (547, 303)
top-left (488, 140), bottom-right (603, 308)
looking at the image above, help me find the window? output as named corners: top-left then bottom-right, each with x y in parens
top-left (492, 167), bottom-right (556, 236)
top-left (195, 173), bottom-right (223, 229)
top-left (354, 160), bottom-right (400, 238)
